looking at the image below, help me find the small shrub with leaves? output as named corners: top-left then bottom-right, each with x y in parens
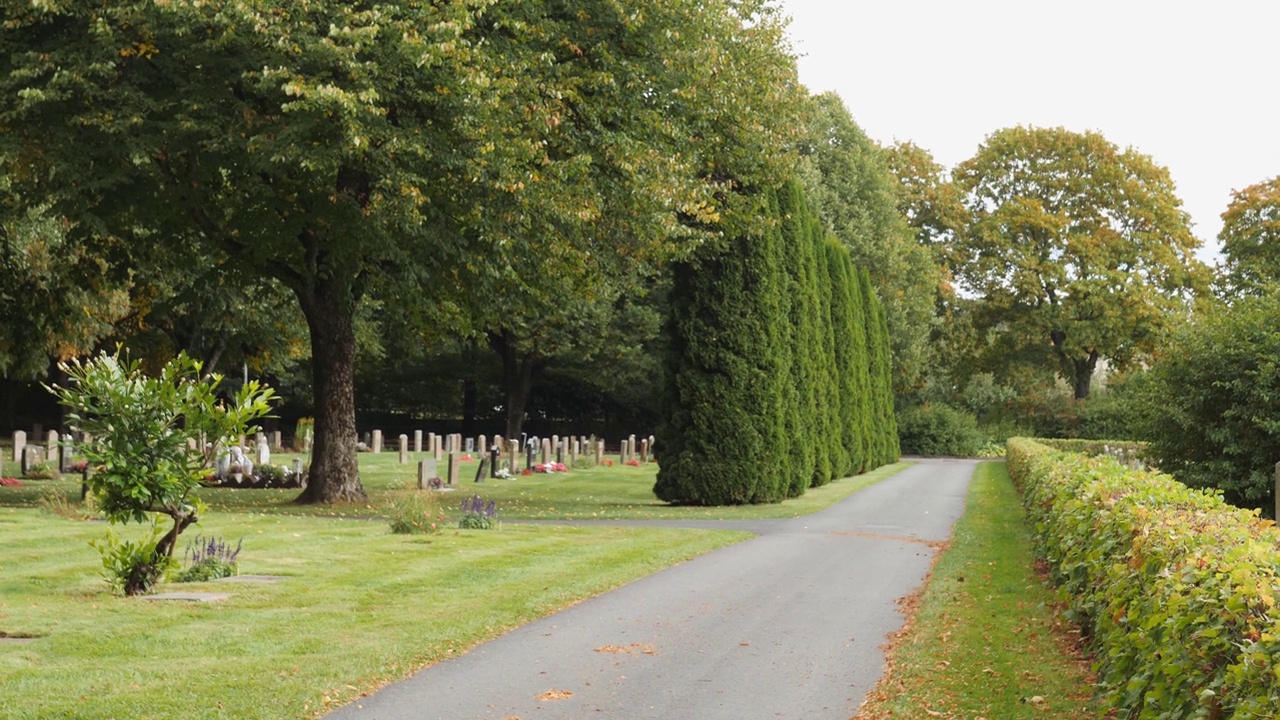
top-left (386, 488), bottom-right (445, 535)
top-left (23, 461), bottom-right (58, 479)
top-left (571, 457), bottom-right (594, 470)
top-left (38, 488), bottom-right (96, 520)
top-left (458, 494), bottom-right (498, 530)
top-left (255, 463), bottom-right (286, 486)
top-left (176, 535), bottom-right (241, 582)
top-left (90, 521), bottom-right (177, 596)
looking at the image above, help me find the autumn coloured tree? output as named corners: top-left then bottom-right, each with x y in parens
top-left (953, 126), bottom-right (1209, 399)
top-left (1218, 176), bottom-right (1280, 297)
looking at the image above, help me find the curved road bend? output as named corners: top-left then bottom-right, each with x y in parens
top-left (326, 458), bottom-right (978, 720)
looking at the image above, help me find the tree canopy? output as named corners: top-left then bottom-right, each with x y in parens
top-left (952, 126), bottom-right (1209, 399)
top-left (1, 0), bottom-right (805, 502)
top-left (1218, 176), bottom-right (1280, 297)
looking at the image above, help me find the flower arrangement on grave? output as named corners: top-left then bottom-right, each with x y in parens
top-left (461, 454), bottom-right (474, 461)
top-left (624, 459), bottom-right (642, 467)
top-left (602, 459), bottom-right (615, 467)
top-left (0, 477), bottom-right (23, 487)
top-left (521, 467), bottom-right (534, 476)
top-left (533, 462), bottom-right (568, 473)
top-left (494, 467), bottom-right (514, 479)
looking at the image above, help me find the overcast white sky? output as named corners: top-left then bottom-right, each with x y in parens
top-left (780, 0), bottom-right (1280, 263)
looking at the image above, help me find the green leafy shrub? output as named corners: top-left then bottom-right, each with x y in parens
top-left (255, 463), bottom-right (286, 486)
top-left (1007, 437), bottom-right (1280, 719)
top-left (47, 351), bottom-right (273, 595)
top-left (1135, 291), bottom-right (1280, 511)
top-left (23, 461), bottom-right (58, 479)
top-left (90, 521), bottom-right (177, 596)
top-left (386, 489), bottom-right (445, 535)
top-left (896, 404), bottom-right (986, 456)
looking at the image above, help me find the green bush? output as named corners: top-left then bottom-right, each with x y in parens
top-left (1007, 438), bottom-right (1280, 719)
top-left (1135, 291), bottom-right (1280, 511)
top-left (90, 521), bottom-right (177, 596)
top-left (896, 404), bottom-right (986, 457)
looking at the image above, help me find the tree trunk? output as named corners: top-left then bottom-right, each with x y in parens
top-left (1073, 352), bottom-right (1098, 400)
top-left (487, 329), bottom-right (542, 440)
top-left (293, 278), bottom-right (366, 504)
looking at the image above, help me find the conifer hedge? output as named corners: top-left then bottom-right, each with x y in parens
top-left (654, 183), bottom-right (898, 505)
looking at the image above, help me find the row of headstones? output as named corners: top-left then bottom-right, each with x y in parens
top-left (405, 433), bottom-right (658, 489)
top-left (362, 431), bottom-right (656, 465)
top-left (10, 430), bottom-right (81, 475)
top-left (1102, 445), bottom-right (1143, 470)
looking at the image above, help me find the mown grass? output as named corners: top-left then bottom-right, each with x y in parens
top-left (0, 508), bottom-right (749, 719)
top-left (0, 453), bottom-right (911, 520)
top-left (856, 461), bottom-right (1105, 719)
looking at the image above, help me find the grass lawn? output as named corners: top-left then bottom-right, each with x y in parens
top-left (855, 461), bottom-right (1105, 719)
top-left (0, 455), bottom-right (907, 719)
top-left (0, 453), bottom-right (911, 521)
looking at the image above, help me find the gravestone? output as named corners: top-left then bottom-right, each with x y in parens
top-left (399, 434), bottom-right (409, 464)
top-left (414, 430), bottom-right (423, 454)
top-left (628, 434), bottom-right (637, 462)
top-left (271, 431), bottom-right (282, 451)
top-left (46, 430), bottom-right (60, 467)
top-left (525, 444), bottom-right (535, 471)
top-left (21, 446), bottom-right (46, 475)
top-left (541, 439), bottom-right (551, 465)
top-left (595, 439), bottom-right (605, 465)
top-left (433, 435), bottom-right (443, 461)
top-left (60, 434), bottom-right (75, 472)
top-left (640, 439), bottom-right (650, 464)
top-left (556, 440), bottom-right (564, 464)
top-left (507, 439), bottom-right (519, 473)
top-left (444, 434), bottom-right (454, 453)
top-left (418, 458), bottom-right (438, 489)
top-left (257, 440), bottom-right (271, 467)
top-left (489, 446), bottom-right (501, 478)
top-left (478, 435), bottom-right (487, 457)
top-left (474, 457), bottom-right (488, 483)
top-left (11, 431), bottom-right (24, 464)
top-left (493, 436), bottom-right (503, 454)
top-left (427, 432), bottom-right (436, 455)
top-left (571, 440), bottom-right (580, 466)
top-left (552, 435), bottom-right (560, 458)
top-left (292, 458), bottom-right (304, 483)
top-left (465, 437), bottom-right (475, 453)
top-left (447, 452), bottom-right (460, 486)
top-left (371, 430), bottom-right (383, 453)
top-left (619, 439), bottom-right (627, 465)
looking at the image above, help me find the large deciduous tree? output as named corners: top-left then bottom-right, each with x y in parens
top-left (1, 0), bottom-right (802, 502)
top-left (1218, 176), bottom-right (1280, 298)
top-left (953, 126), bottom-right (1208, 399)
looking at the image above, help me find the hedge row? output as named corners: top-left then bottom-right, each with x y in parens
top-left (1006, 437), bottom-right (1280, 718)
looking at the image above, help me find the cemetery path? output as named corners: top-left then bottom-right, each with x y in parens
top-left (324, 458), bottom-right (978, 720)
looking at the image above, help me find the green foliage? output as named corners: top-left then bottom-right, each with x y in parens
top-left (386, 489), bottom-right (445, 535)
top-left (1136, 291), bottom-right (1280, 511)
top-left (896, 404), bottom-right (986, 457)
top-left (175, 535), bottom-right (241, 582)
top-left (1006, 438), bottom-right (1280, 719)
top-left (22, 461), bottom-right (57, 480)
top-left (859, 266), bottom-right (900, 465)
top-left (89, 521), bottom-right (177, 597)
top-left (655, 193), bottom-right (792, 505)
top-left (47, 351), bottom-right (274, 594)
top-left (799, 95), bottom-right (941, 395)
top-left (953, 126), bottom-right (1209, 399)
top-left (254, 464), bottom-right (288, 487)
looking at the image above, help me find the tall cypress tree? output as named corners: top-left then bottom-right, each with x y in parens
top-left (813, 240), bottom-right (846, 478)
top-left (654, 196), bottom-right (791, 505)
top-left (827, 240), bottom-right (873, 476)
top-left (778, 180), bottom-right (821, 493)
top-left (859, 267), bottom-right (901, 466)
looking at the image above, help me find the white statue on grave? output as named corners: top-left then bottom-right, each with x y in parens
top-left (227, 446), bottom-right (254, 478)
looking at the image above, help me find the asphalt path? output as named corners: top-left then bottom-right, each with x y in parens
top-left (326, 458), bottom-right (977, 720)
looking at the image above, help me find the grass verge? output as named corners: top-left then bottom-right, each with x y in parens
top-left (0, 509), bottom-right (748, 719)
top-left (0, 455), bottom-right (911, 521)
top-left (855, 461), bottom-right (1105, 719)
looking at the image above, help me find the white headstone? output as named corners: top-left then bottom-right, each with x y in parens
top-left (413, 430), bottom-right (423, 453)
top-left (256, 441), bottom-right (270, 468)
top-left (399, 434), bottom-right (409, 464)
top-left (13, 430), bottom-right (26, 463)
top-left (371, 430), bottom-right (383, 453)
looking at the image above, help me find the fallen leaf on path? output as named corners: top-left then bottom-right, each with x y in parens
top-left (536, 690), bottom-right (573, 701)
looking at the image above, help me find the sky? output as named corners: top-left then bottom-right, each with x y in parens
top-left (780, 0), bottom-right (1280, 264)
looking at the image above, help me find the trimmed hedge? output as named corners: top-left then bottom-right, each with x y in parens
top-left (1007, 437), bottom-right (1280, 718)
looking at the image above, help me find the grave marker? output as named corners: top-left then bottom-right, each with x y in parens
top-left (640, 439), bottom-right (650, 464)
top-left (474, 457), bottom-right (488, 483)
top-left (414, 430), bottom-right (423, 453)
top-left (399, 434), bottom-right (409, 464)
top-left (447, 452), bottom-right (460, 486)
top-left (418, 458), bottom-right (439, 489)
top-left (541, 439), bottom-right (551, 465)
top-left (371, 430), bottom-right (383, 453)
top-left (11, 431), bottom-right (24, 463)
